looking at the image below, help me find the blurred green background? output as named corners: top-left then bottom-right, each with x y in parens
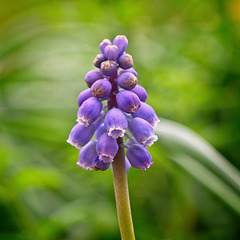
top-left (1, 0), bottom-right (240, 239)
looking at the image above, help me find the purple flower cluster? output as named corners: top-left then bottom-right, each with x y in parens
top-left (67, 35), bottom-right (159, 172)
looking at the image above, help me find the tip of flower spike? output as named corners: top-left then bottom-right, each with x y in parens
top-left (104, 45), bottom-right (119, 61)
top-left (113, 35), bottom-right (128, 55)
top-left (99, 39), bottom-right (112, 55)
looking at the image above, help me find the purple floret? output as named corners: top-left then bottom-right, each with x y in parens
top-left (93, 156), bottom-right (110, 171)
top-left (85, 70), bottom-right (103, 87)
top-left (77, 140), bottom-right (98, 170)
top-left (116, 90), bottom-right (141, 113)
top-left (126, 144), bottom-right (153, 171)
top-left (117, 72), bottom-right (138, 90)
top-left (67, 123), bottom-right (95, 149)
top-left (77, 89), bottom-right (92, 107)
top-left (77, 97), bottom-right (102, 127)
top-left (113, 35), bottom-right (128, 56)
top-left (91, 79), bottom-right (112, 100)
top-left (118, 53), bottom-right (133, 69)
top-left (94, 54), bottom-right (107, 68)
top-left (100, 60), bottom-right (118, 76)
top-left (130, 85), bottom-right (148, 102)
top-left (128, 117), bottom-right (158, 147)
top-left (96, 133), bottom-right (119, 163)
top-left (104, 108), bottom-right (128, 138)
top-left (104, 45), bottom-right (119, 61)
top-left (132, 102), bottom-right (160, 127)
top-left (99, 39), bottom-right (112, 55)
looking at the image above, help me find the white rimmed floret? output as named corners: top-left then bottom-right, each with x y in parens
top-left (66, 139), bottom-right (82, 150)
top-left (96, 133), bottom-right (119, 163)
top-left (132, 102), bottom-right (160, 127)
top-left (153, 118), bottom-right (160, 128)
top-left (77, 97), bottom-right (102, 127)
top-left (76, 161), bottom-right (93, 170)
top-left (129, 117), bottom-right (158, 147)
top-left (99, 154), bottom-right (114, 163)
top-left (76, 116), bottom-right (90, 127)
top-left (104, 108), bottom-right (128, 138)
top-left (76, 140), bottom-right (98, 170)
top-left (142, 134), bottom-right (158, 147)
top-left (67, 123), bottom-right (95, 149)
top-left (108, 126), bottom-right (126, 138)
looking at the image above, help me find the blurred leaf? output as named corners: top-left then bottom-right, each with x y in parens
top-left (156, 119), bottom-right (240, 214)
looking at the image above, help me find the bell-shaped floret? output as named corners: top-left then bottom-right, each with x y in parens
top-left (91, 79), bottom-right (112, 100)
top-left (125, 158), bottom-right (131, 173)
top-left (85, 70), bottom-right (103, 87)
top-left (77, 89), bottom-right (92, 107)
top-left (126, 144), bottom-right (153, 171)
top-left (104, 108), bottom-right (128, 138)
top-left (118, 53), bottom-right (133, 69)
top-left (132, 102), bottom-right (160, 127)
top-left (93, 156), bottom-right (110, 171)
top-left (130, 85), bottom-right (148, 102)
top-left (117, 72), bottom-right (137, 90)
top-left (116, 90), bottom-right (141, 113)
top-left (100, 60), bottom-right (118, 76)
top-left (77, 140), bottom-right (97, 170)
top-left (119, 67), bottom-right (138, 77)
top-left (93, 54), bottom-right (107, 68)
top-left (96, 133), bottom-right (119, 163)
top-left (113, 35), bottom-right (128, 56)
top-left (104, 45), bottom-right (119, 61)
top-left (67, 123), bottom-right (95, 149)
top-left (94, 111), bottom-right (105, 130)
top-left (100, 39), bottom-right (112, 55)
top-left (128, 117), bottom-right (158, 147)
top-left (95, 123), bottom-right (106, 140)
top-left (77, 97), bottom-right (102, 127)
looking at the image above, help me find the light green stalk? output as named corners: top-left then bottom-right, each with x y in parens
top-left (112, 138), bottom-right (135, 240)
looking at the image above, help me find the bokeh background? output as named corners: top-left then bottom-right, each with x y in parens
top-left (0, 0), bottom-right (240, 239)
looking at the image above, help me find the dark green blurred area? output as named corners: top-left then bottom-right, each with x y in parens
top-left (0, 0), bottom-right (240, 239)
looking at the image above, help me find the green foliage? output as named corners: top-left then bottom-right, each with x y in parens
top-left (0, 0), bottom-right (240, 239)
top-left (155, 119), bottom-right (240, 214)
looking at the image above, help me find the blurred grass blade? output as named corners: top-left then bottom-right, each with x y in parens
top-left (169, 153), bottom-right (240, 215)
top-left (155, 119), bottom-right (240, 193)
top-left (155, 119), bottom-right (240, 214)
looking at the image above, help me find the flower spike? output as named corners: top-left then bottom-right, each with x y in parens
top-left (67, 35), bottom-right (159, 172)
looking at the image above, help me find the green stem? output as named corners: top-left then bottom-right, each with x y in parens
top-left (112, 138), bottom-right (135, 240)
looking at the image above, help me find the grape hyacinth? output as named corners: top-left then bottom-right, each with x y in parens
top-left (68, 35), bottom-right (159, 171)
top-left (67, 35), bottom-right (159, 240)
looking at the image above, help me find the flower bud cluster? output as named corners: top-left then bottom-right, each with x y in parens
top-left (67, 35), bottom-right (159, 172)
